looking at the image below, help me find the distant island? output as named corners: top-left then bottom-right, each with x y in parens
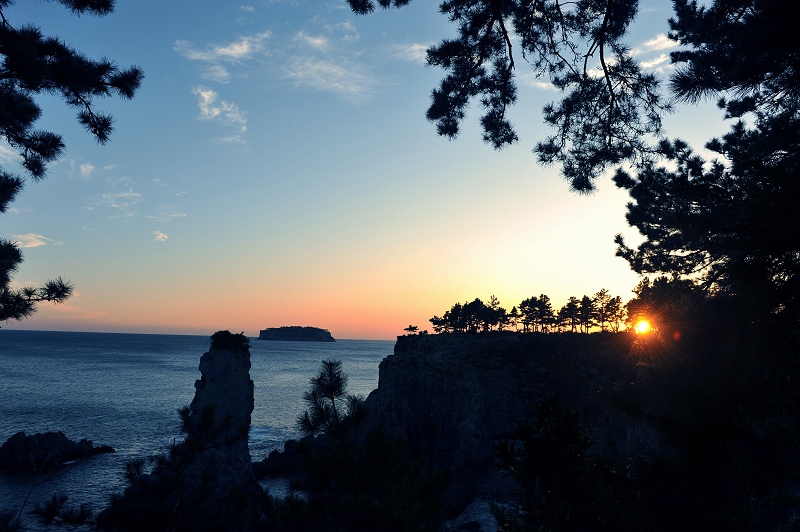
top-left (257, 326), bottom-right (335, 342)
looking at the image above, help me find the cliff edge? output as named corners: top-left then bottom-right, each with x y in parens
top-left (358, 332), bottom-right (658, 511)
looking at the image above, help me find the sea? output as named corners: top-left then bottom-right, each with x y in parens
top-left (0, 330), bottom-right (394, 522)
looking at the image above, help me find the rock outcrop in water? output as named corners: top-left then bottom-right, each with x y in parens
top-left (258, 326), bottom-right (335, 342)
top-left (98, 331), bottom-right (263, 531)
top-left (180, 330), bottom-right (260, 506)
top-left (0, 431), bottom-right (114, 471)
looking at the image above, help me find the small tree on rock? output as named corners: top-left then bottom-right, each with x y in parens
top-left (298, 360), bottom-right (363, 437)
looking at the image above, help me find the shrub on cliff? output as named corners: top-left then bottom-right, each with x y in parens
top-left (297, 360), bottom-right (365, 437)
top-left (264, 360), bottom-right (448, 530)
top-left (210, 330), bottom-right (251, 351)
top-left (265, 426), bottom-right (448, 531)
top-left (99, 408), bottom-right (263, 531)
top-left (492, 394), bottom-right (637, 530)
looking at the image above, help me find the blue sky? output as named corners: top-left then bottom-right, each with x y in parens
top-left (2, 1), bottom-right (729, 339)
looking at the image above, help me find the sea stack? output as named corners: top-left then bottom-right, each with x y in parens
top-left (181, 330), bottom-right (260, 506)
top-left (98, 331), bottom-right (263, 531)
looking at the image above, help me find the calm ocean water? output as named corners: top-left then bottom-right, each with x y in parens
top-left (0, 330), bottom-right (394, 520)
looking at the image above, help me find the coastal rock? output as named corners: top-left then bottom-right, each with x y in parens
top-left (257, 326), bottom-right (335, 342)
top-left (358, 332), bottom-right (661, 513)
top-left (0, 431), bottom-right (114, 471)
top-left (253, 438), bottom-right (303, 478)
top-left (98, 331), bottom-right (263, 531)
top-left (181, 330), bottom-right (260, 504)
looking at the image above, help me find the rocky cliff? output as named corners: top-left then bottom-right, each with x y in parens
top-left (358, 332), bottom-right (664, 510)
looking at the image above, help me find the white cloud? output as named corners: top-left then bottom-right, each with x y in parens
top-left (295, 31), bottom-right (329, 51)
top-left (241, 5), bottom-right (255, 12)
top-left (519, 73), bottom-right (556, 91)
top-left (147, 205), bottom-right (187, 222)
top-left (192, 86), bottom-right (248, 134)
top-left (641, 53), bottom-right (670, 69)
top-left (13, 233), bottom-right (62, 248)
top-left (89, 190), bottom-right (143, 218)
top-left (102, 164), bottom-right (118, 171)
top-left (219, 135), bottom-right (246, 144)
top-left (284, 57), bottom-right (376, 102)
top-left (642, 34), bottom-right (679, 52)
top-left (174, 31), bottom-right (271, 63)
top-left (154, 230), bottom-right (169, 242)
top-left (0, 141), bottom-right (16, 163)
top-left (334, 21), bottom-right (359, 42)
top-left (391, 43), bottom-right (428, 63)
top-left (80, 162), bottom-right (95, 178)
top-left (203, 64), bottom-right (232, 83)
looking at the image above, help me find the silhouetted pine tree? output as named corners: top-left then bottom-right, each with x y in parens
top-left (0, 1), bottom-right (142, 323)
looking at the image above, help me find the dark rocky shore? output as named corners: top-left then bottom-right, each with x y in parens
top-left (8, 329), bottom-right (795, 530)
top-left (0, 431), bottom-right (114, 472)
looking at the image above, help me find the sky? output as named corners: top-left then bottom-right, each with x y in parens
top-left (2, 1), bottom-right (730, 339)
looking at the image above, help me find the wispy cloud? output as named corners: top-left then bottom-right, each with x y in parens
top-left (325, 20), bottom-right (359, 42)
top-left (147, 205), bottom-right (187, 222)
top-left (174, 31), bottom-right (271, 63)
top-left (0, 141), bottom-right (16, 163)
top-left (176, 16), bottom-right (377, 108)
top-left (391, 43), bottom-right (429, 63)
top-left (175, 31), bottom-right (272, 85)
top-left (192, 86), bottom-right (248, 135)
top-left (80, 162), bottom-right (95, 178)
top-left (641, 53), bottom-right (670, 69)
top-left (519, 72), bottom-right (557, 91)
top-left (295, 31), bottom-right (330, 51)
top-left (88, 190), bottom-right (143, 218)
top-left (284, 56), bottom-right (377, 102)
top-left (204, 64), bottom-right (232, 83)
top-left (641, 34), bottom-right (679, 53)
top-left (6, 206), bottom-right (32, 216)
top-left (13, 233), bottom-right (62, 248)
top-left (154, 230), bottom-right (169, 242)
top-left (280, 20), bottom-right (380, 102)
top-left (631, 34), bottom-right (679, 73)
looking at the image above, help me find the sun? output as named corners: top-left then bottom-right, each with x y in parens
top-left (634, 319), bottom-right (652, 334)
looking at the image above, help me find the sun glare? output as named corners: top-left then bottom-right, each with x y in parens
top-left (634, 320), bottom-right (652, 334)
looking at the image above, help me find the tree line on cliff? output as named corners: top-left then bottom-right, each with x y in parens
top-left (427, 277), bottom-right (687, 335)
top-left (350, 0), bottom-right (799, 372)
